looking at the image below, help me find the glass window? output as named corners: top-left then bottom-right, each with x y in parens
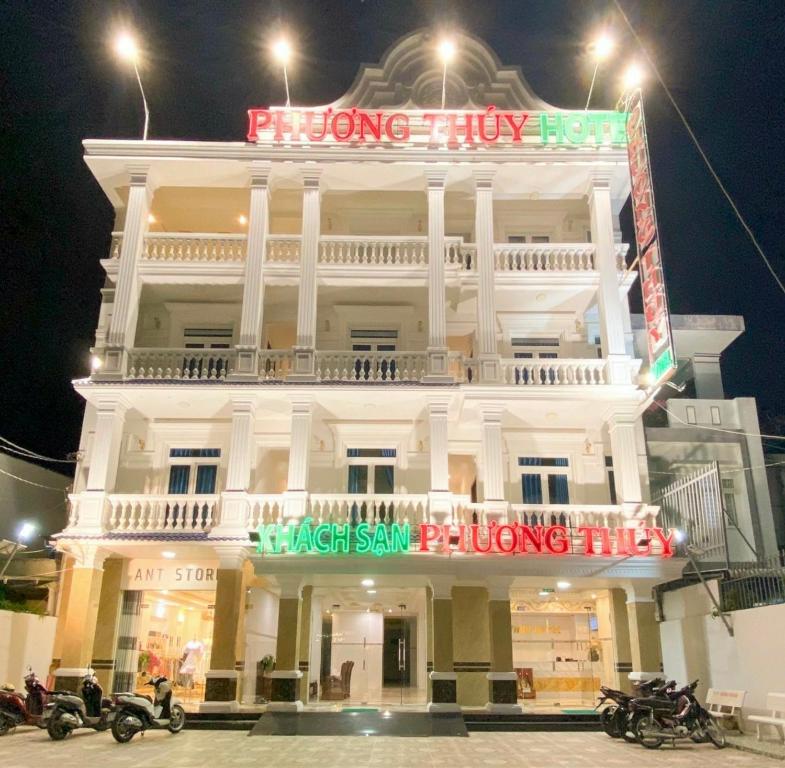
top-left (195, 465), bottom-right (218, 494)
top-left (521, 474), bottom-right (543, 504)
top-left (170, 448), bottom-right (221, 458)
top-left (168, 465), bottom-right (190, 494)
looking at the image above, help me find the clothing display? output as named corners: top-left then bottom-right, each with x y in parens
top-left (179, 639), bottom-right (205, 688)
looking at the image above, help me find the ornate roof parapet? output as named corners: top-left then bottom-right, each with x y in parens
top-left (326, 29), bottom-right (556, 111)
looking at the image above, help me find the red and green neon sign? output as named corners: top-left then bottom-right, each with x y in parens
top-left (255, 521), bottom-right (676, 558)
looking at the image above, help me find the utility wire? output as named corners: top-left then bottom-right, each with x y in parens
top-left (612, 0), bottom-right (785, 297)
top-left (0, 466), bottom-right (69, 493)
top-left (654, 400), bottom-right (785, 441)
top-left (0, 436), bottom-right (77, 464)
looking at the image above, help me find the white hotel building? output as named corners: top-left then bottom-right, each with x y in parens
top-left (51, 31), bottom-right (778, 713)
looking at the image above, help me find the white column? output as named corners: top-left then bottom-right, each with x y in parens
top-left (78, 396), bottom-right (129, 533)
top-left (474, 171), bottom-right (500, 382)
top-left (102, 165), bottom-right (152, 378)
top-left (213, 398), bottom-right (256, 537)
top-left (480, 404), bottom-right (508, 523)
top-left (425, 170), bottom-right (451, 381)
top-left (428, 397), bottom-right (452, 523)
top-left (290, 168), bottom-right (322, 380)
top-left (588, 173), bottom-right (631, 385)
top-left (607, 409), bottom-right (644, 513)
top-left (234, 162), bottom-right (271, 379)
top-left (284, 399), bottom-right (313, 518)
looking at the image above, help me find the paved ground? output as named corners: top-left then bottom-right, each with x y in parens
top-left (1, 728), bottom-right (781, 767)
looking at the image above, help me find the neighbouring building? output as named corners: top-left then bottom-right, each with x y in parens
top-left (50, 30), bottom-right (779, 714)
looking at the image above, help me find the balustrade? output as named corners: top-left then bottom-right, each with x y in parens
top-left (127, 348), bottom-right (237, 381)
top-left (319, 236), bottom-right (427, 266)
top-left (258, 350), bottom-right (295, 381)
top-left (106, 494), bottom-right (218, 532)
top-left (247, 494), bottom-right (286, 527)
top-left (308, 493), bottom-right (429, 527)
top-left (315, 351), bottom-right (428, 382)
top-left (500, 358), bottom-right (608, 386)
top-left (266, 235), bottom-right (301, 263)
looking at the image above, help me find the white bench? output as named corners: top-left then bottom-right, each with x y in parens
top-left (706, 688), bottom-right (746, 732)
top-left (749, 693), bottom-right (785, 743)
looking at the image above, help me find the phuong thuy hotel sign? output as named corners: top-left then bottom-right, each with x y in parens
top-left (247, 107), bottom-right (629, 147)
top-left (254, 521), bottom-right (676, 558)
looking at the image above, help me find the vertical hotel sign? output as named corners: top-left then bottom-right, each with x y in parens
top-left (626, 90), bottom-right (676, 384)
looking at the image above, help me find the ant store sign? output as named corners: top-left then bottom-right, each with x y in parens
top-left (122, 559), bottom-right (219, 591)
top-left (254, 522), bottom-right (676, 558)
top-left (246, 107), bottom-right (629, 147)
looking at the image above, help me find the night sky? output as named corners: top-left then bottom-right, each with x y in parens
top-left (2, 0), bottom-right (784, 466)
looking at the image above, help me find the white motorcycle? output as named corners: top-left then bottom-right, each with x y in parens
top-left (108, 675), bottom-right (185, 743)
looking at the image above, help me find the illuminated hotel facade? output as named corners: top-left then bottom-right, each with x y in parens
top-left (51, 31), bottom-right (778, 712)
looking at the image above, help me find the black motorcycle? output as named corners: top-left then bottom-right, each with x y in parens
top-left (597, 678), bottom-right (668, 742)
top-left (630, 679), bottom-right (725, 749)
top-left (44, 672), bottom-right (113, 740)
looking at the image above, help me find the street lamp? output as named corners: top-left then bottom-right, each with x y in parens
top-left (114, 31), bottom-right (150, 140)
top-left (0, 521), bottom-right (37, 582)
top-left (622, 63), bottom-right (644, 92)
top-left (437, 39), bottom-right (456, 110)
top-left (585, 33), bottom-right (615, 110)
top-left (272, 37), bottom-right (293, 108)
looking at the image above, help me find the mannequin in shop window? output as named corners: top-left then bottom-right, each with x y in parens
top-left (179, 638), bottom-right (204, 689)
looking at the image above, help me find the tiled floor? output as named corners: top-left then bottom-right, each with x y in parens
top-left (1, 728), bottom-right (782, 767)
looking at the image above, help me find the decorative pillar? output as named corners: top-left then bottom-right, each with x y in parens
top-left (101, 164), bottom-right (152, 378)
top-left (607, 408), bottom-right (644, 512)
top-left (290, 168), bottom-right (322, 380)
top-left (53, 544), bottom-right (107, 692)
top-left (480, 403), bottom-right (508, 523)
top-left (428, 577), bottom-right (458, 712)
top-left (486, 578), bottom-right (521, 712)
top-left (233, 162), bottom-right (271, 379)
top-left (297, 585), bottom-right (313, 703)
top-left (269, 576), bottom-right (304, 711)
top-left (90, 558), bottom-right (124, 692)
top-left (425, 169), bottom-right (452, 381)
top-left (587, 173), bottom-right (631, 385)
top-left (77, 396), bottom-right (128, 534)
top-left (428, 397), bottom-right (452, 524)
top-left (202, 547), bottom-right (248, 712)
top-left (625, 584), bottom-right (662, 677)
top-left (452, 585), bottom-right (491, 707)
top-left (474, 171), bottom-right (500, 382)
top-left (284, 399), bottom-right (313, 519)
top-left (213, 397), bottom-right (256, 537)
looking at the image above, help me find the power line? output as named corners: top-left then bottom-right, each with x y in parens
top-left (612, 0), bottom-right (785, 298)
top-left (0, 436), bottom-right (78, 464)
top-left (654, 400), bottom-right (785, 442)
top-left (0, 466), bottom-right (69, 493)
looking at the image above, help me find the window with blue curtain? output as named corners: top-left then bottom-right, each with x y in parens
top-left (548, 474), bottom-right (570, 504)
top-left (348, 465), bottom-right (368, 493)
top-left (168, 465), bottom-right (190, 494)
top-left (195, 465), bottom-right (218, 494)
top-left (521, 474), bottom-right (543, 503)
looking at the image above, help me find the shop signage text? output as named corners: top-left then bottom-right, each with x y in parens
top-left (254, 521), bottom-right (675, 558)
top-left (626, 89), bottom-right (676, 385)
top-left (246, 107), bottom-right (628, 147)
top-left (122, 559), bottom-right (219, 591)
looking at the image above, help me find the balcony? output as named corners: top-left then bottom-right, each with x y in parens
top-left (119, 348), bottom-right (636, 386)
top-left (108, 232), bottom-right (628, 274)
top-left (66, 491), bottom-right (658, 538)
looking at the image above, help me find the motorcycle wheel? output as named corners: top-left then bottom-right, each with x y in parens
top-left (46, 714), bottom-right (71, 741)
top-left (704, 717), bottom-right (727, 749)
top-left (111, 713), bottom-right (138, 743)
top-left (167, 704), bottom-right (185, 734)
top-left (0, 715), bottom-right (10, 737)
top-left (632, 711), bottom-right (664, 749)
top-left (601, 706), bottom-right (621, 738)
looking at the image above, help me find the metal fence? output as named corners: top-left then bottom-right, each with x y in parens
top-left (720, 559), bottom-right (785, 612)
top-left (654, 462), bottom-right (728, 564)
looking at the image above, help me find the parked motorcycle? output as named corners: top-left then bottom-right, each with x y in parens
top-left (597, 678), bottom-right (669, 742)
top-left (44, 671), bottom-right (113, 740)
top-left (109, 675), bottom-right (185, 743)
top-left (0, 669), bottom-right (49, 735)
top-left (630, 679), bottom-right (726, 749)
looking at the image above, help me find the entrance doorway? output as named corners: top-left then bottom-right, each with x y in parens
top-left (311, 586), bottom-right (426, 708)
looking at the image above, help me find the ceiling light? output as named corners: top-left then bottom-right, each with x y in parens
top-left (591, 593), bottom-right (597, 599)
top-left (557, 580), bottom-right (571, 590)
top-left (367, 589), bottom-right (377, 595)
top-left (361, 578), bottom-right (374, 587)
top-left (538, 590), bottom-right (550, 597)
top-left (162, 551), bottom-right (176, 559)
top-left (238, 214), bottom-right (248, 225)
top-left (90, 355), bottom-right (103, 371)
top-left (147, 213), bottom-right (156, 224)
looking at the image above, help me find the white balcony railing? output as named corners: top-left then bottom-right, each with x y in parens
top-left (494, 243), bottom-right (595, 272)
top-left (258, 350), bottom-right (296, 381)
top-left (106, 494), bottom-right (219, 532)
top-left (110, 233), bottom-right (247, 262)
top-left (319, 236), bottom-right (428, 266)
top-left (499, 358), bottom-right (608, 386)
top-left (315, 351), bottom-right (428, 382)
top-left (247, 494), bottom-right (286, 527)
top-left (308, 493), bottom-right (429, 526)
top-left (266, 235), bottom-right (301, 263)
top-left (127, 348), bottom-right (237, 381)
